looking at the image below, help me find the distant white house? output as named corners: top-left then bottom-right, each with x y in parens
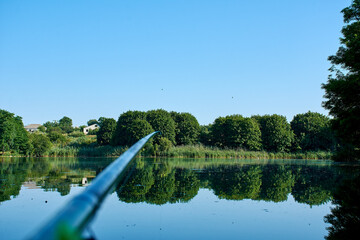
top-left (83, 124), bottom-right (99, 135)
top-left (24, 124), bottom-right (43, 132)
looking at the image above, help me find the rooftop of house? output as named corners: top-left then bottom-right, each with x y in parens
top-left (24, 124), bottom-right (42, 129)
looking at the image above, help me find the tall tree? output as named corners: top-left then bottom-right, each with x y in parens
top-left (0, 109), bottom-right (31, 154)
top-left (146, 109), bottom-right (176, 145)
top-left (96, 118), bottom-right (116, 145)
top-left (211, 115), bottom-right (262, 150)
top-left (170, 112), bottom-right (200, 145)
top-left (112, 111), bottom-right (147, 146)
top-left (291, 111), bottom-right (336, 151)
top-left (59, 116), bottom-right (73, 133)
top-left (253, 114), bottom-right (294, 152)
top-left (322, 0), bottom-right (360, 159)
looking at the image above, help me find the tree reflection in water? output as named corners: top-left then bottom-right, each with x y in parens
top-left (1, 157), bottom-right (360, 239)
top-left (324, 174), bottom-right (360, 240)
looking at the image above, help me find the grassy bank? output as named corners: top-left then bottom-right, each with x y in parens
top-left (30, 144), bottom-right (332, 160)
top-left (1, 144), bottom-right (333, 160)
top-left (159, 145), bottom-right (333, 160)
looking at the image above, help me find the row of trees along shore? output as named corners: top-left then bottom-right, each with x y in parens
top-left (0, 108), bottom-right (337, 159)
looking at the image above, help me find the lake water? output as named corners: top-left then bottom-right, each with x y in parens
top-left (0, 157), bottom-right (359, 240)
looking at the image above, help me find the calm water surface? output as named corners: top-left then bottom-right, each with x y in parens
top-left (0, 157), bottom-right (359, 239)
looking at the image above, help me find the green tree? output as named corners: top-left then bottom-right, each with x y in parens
top-left (126, 119), bottom-right (154, 145)
top-left (146, 109), bottom-right (176, 145)
top-left (253, 114), bottom-right (294, 152)
top-left (29, 133), bottom-right (52, 157)
top-left (291, 111), bottom-right (336, 151)
top-left (170, 112), bottom-right (200, 145)
top-left (211, 115), bottom-right (262, 150)
top-left (240, 118), bottom-right (262, 151)
top-left (37, 125), bottom-right (46, 133)
top-left (322, 0), bottom-right (360, 159)
top-left (43, 121), bottom-right (59, 129)
top-left (157, 137), bottom-right (173, 152)
top-left (96, 118), bottom-right (116, 145)
top-left (112, 111), bottom-right (147, 146)
top-left (0, 109), bottom-right (31, 154)
top-left (59, 116), bottom-right (73, 133)
top-left (199, 124), bottom-right (212, 146)
top-left (87, 119), bottom-right (98, 126)
top-left (48, 131), bottom-right (69, 146)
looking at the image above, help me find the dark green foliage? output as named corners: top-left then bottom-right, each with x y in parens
top-left (48, 131), bottom-right (69, 146)
top-left (126, 119), bottom-right (154, 145)
top-left (44, 116), bottom-right (73, 134)
top-left (43, 121), bottom-right (59, 129)
top-left (96, 118), bottom-right (116, 145)
top-left (210, 166), bottom-right (262, 200)
top-left (29, 133), bottom-right (52, 156)
top-left (291, 111), bottom-right (336, 151)
top-left (292, 166), bottom-right (335, 206)
top-left (59, 116), bottom-right (73, 133)
top-left (112, 111), bottom-right (148, 146)
top-left (117, 163), bottom-right (155, 203)
top-left (170, 112), bottom-right (200, 145)
top-left (199, 124), bottom-right (212, 146)
top-left (68, 131), bottom-right (84, 138)
top-left (87, 119), bottom-right (98, 126)
top-left (37, 125), bottom-right (46, 133)
top-left (87, 128), bottom-right (99, 135)
top-left (211, 115), bottom-right (262, 150)
top-left (0, 109), bottom-right (31, 154)
top-left (0, 158), bottom-right (29, 202)
top-left (145, 169), bottom-right (176, 205)
top-left (146, 109), bottom-right (176, 145)
top-left (322, 0), bottom-right (360, 160)
top-left (253, 114), bottom-right (294, 152)
top-left (325, 174), bottom-right (360, 240)
top-left (240, 118), bottom-right (262, 151)
top-left (172, 169), bottom-right (200, 203)
top-left (157, 137), bottom-right (173, 152)
top-left (260, 165), bottom-right (295, 202)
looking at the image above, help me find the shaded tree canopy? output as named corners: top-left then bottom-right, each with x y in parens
top-left (325, 175), bottom-right (360, 240)
top-left (29, 133), bottom-right (52, 157)
top-left (211, 115), bottom-right (262, 150)
top-left (96, 118), bottom-right (116, 145)
top-left (112, 111), bottom-right (147, 146)
top-left (291, 111), bottom-right (336, 151)
top-left (59, 116), bottom-right (73, 133)
top-left (199, 124), bottom-right (212, 146)
top-left (170, 112), bottom-right (200, 145)
top-left (146, 109), bottom-right (176, 145)
top-left (253, 114), bottom-right (294, 152)
top-left (322, 0), bottom-right (360, 159)
top-left (87, 119), bottom-right (98, 126)
top-left (0, 109), bottom-right (30, 154)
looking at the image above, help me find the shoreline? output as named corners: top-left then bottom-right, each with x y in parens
top-left (1, 145), bottom-right (334, 160)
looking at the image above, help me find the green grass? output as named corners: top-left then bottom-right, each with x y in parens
top-left (8, 141), bottom-right (333, 160)
top-left (47, 145), bottom-right (128, 157)
top-left (158, 145), bottom-right (333, 160)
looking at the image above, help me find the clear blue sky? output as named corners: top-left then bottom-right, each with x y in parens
top-left (0, 0), bottom-right (351, 126)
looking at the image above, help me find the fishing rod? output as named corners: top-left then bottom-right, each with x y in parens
top-left (28, 131), bottom-right (160, 240)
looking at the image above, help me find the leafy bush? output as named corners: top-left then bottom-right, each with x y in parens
top-left (30, 133), bottom-right (52, 157)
